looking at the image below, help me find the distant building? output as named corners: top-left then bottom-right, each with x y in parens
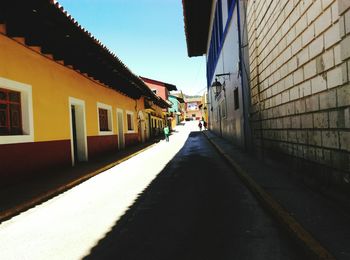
top-left (171, 91), bottom-right (186, 123)
top-left (140, 77), bottom-right (177, 131)
top-left (168, 94), bottom-right (184, 127)
top-left (0, 1), bottom-right (167, 185)
top-left (143, 95), bottom-right (170, 139)
top-left (199, 91), bottom-right (209, 125)
top-left (184, 96), bottom-right (202, 121)
top-left (140, 77), bottom-right (177, 103)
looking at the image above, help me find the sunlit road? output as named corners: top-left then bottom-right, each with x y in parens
top-left (0, 121), bottom-right (305, 259)
top-left (0, 122), bottom-right (196, 260)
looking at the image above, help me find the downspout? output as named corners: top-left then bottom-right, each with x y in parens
top-left (236, 0), bottom-right (253, 152)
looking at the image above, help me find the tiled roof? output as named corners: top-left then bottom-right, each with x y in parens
top-left (140, 76), bottom-right (177, 91)
top-left (0, 0), bottom-right (156, 100)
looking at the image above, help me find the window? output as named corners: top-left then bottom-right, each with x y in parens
top-left (0, 77), bottom-right (34, 144)
top-left (0, 88), bottom-right (22, 135)
top-left (97, 102), bottom-right (113, 135)
top-left (99, 108), bottom-right (109, 131)
top-left (187, 102), bottom-right (199, 111)
top-left (152, 89), bottom-right (157, 94)
top-left (234, 88), bottom-right (240, 110)
top-left (126, 111), bottom-right (135, 132)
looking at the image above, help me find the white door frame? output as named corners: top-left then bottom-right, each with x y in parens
top-left (69, 97), bottom-right (88, 166)
top-left (117, 108), bottom-right (125, 149)
top-left (138, 110), bottom-right (146, 143)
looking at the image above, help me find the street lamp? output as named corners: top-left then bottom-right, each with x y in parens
top-left (211, 78), bottom-right (223, 96)
top-left (211, 73), bottom-right (230, 96)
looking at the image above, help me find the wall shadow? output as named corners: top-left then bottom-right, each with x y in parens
top-left (82, 132), bottom-right (235, 260)
top-left (82, 131), bottom-right (305, 260)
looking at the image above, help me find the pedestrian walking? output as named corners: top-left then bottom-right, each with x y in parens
top-left (163, 125), bottom-right (170, 142)
top-left (198, 121), bottom-right (202, 131)
top-left (203, 121), bottom-right (207, 130)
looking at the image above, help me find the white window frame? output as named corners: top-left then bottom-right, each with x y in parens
top-left (97, 102), bottom-right (113, 135)
top-left (126, 110), bottom-right (136, 133)
top-left (0, 77), bottom-right (34, 144)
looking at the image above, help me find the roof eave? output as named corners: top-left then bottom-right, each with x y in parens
top-left (182, 0), bottom-right (213, 57)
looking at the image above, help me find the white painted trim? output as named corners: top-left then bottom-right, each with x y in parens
top-left (138, 110), bottom-right (145, 143)
top-left (97, 102), bottom-right (114, 136)
top-left (69, 97), bottom-right (88, 166)
top-left (0, 77), bottom-right (34, 144)
top-left (126, 110), bottom-right (136, 133)
top-left (116, 108), bottom-right (125, 149)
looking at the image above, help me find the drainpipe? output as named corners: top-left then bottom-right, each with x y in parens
top-left (237, 0), bottom-right (253, 152)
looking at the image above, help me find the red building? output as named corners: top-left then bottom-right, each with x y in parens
top-left (140, 77), bottom-right (177, 103)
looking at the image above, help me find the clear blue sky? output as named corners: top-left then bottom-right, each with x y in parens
top-left (57, 0), bottom-right (207, 96)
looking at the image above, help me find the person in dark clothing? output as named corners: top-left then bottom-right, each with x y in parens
top-left (198, 121), bottom-right (202, 131)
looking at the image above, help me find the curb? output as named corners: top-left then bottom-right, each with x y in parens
top-left (0, 142), bottom-right (158, 223)
top-left (203, 131), bottom-right (335, 260)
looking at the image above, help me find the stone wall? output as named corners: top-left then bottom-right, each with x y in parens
top-left (247, 0), bottom-right (350, 188)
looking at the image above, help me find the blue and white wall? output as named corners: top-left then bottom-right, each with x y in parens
top-left (207, 0), bottom-right (251, 148)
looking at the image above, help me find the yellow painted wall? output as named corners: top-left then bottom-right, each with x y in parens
top-left (171, 118), bottom-right (176, 129)
top-left (0, 34), bottom-right (142, 142)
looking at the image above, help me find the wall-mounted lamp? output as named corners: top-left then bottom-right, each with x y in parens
top-left (211, 78), bottom-right (223, 96)
top-left (211, 73), bottom-right (230, 96)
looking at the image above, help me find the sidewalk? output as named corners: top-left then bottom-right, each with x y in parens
top-left (204, 130), bottom-right (350, 260)
top-left (0, 138), bottom-right (162, 223)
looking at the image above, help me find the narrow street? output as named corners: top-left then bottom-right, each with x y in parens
top-left (0, 122), bottom-right (305, 260)
top-left (1, 1), bottom-right (349, 259)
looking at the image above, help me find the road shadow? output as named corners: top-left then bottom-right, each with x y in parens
top-left (83, 131), bottom-right (305, 260)
top-left (83, 132), bottom-right (236, 260)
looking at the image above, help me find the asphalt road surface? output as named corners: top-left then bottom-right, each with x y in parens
top-left (0, 121), bottom-right (306, 260)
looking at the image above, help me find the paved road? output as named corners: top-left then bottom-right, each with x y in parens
top-left (0, 121), bottom-right (306, 259)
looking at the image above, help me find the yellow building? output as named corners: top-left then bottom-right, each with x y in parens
top-left (0, 1), bottom-right (165, 184)
top-left (143, 96), bottom-right (170, 139)
top-left (200, 91), bottom-right (209, 125)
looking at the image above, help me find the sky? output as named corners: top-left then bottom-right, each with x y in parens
top-left (57, 0), bottom-right (207, 96)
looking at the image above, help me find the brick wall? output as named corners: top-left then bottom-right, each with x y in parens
top-left (247, 0), bottom-right (350, 188)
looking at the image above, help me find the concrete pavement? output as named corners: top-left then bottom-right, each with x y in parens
top-left (0, 137), bottom-right (166, 223)
top-left (0, 122), bottom-right (349, 259)
top-left (84, 127), bottom-right (305, 259)
top-left (0, 122), bottom-right (197, 260)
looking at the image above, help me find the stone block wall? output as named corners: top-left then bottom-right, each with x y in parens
top-left (247, 0), bottom-right (350, 188)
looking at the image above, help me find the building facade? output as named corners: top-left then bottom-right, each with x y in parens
top-left (183, 0), bottom-right (251, 148)
top-left (200, 91), bottom-right (209, 124)
top-left (247, 0), bottom-right (350, 187)
top-left (183, 0), bottom-right (350, 189)
top-left (141, 76), bottom-right (177, 129)
top-left (168, 94), bottom-right (184, 127)
top-left (0, 1), bottom-right (165, 185)
top-left (184, 96), bottom-right (203, 121)
top-left (143, 95), bottom-right (170, 139)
